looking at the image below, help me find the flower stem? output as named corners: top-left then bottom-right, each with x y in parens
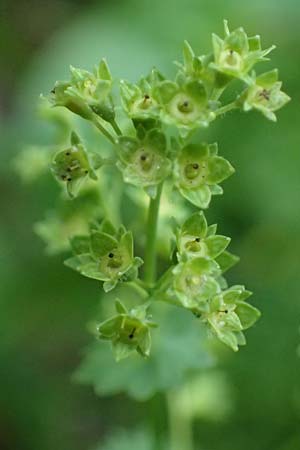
top-left (144, 183), bottom-right (163, 286)
top-left (111, 118), bottom-right (122, 136)
top-left (215, 101), bottom-right (239, 116)
top-left (128, 281), bottom-right (149, 299)
top-left (92, 115), bottom-right (116, 144)
top-left (167, 390), bottom-right (194, 450)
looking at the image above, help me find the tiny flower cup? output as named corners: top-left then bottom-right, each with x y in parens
top-left (174, 142), bottom-right (235, 208)
top-left (117, 129), bottom-right (172, 197)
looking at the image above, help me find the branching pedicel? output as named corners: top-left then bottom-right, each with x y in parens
top-left (46, 21), bottom-right (289, 360)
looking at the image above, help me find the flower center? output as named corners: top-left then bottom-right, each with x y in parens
top-left (106, 251), bottom-right (123, 269)
top-left (137, 150), bottom-right (155, 172)
top-left (185, 237), bottom-right (202, 253)
top-left (177, 99), bottom-right (194, 114)
top-left (184, 162), bottom-right (201, 180)
top-left (220, 49), bottom-right (243, 71)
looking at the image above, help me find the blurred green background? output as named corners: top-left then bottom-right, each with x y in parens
top-left (1, 0), bottom-right (300, 449)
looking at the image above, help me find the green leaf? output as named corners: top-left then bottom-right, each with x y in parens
top-left (98, 316), bottom-right (121, 337)
top-left (223, 287), bottom-right (244, 304)
top-left (215, 250), bottom-right (239, 273)
top-left (185, 80), bottom-right (207, 104)
top-left (70, 131), bottom-right (81, 145)
top-left (100, 219), bottom-right (117, 236)
top-left (205, 235), bottom-right (231, 258)
top-left (181, 211), bottom-right (208, 238)
top-left (97, 58), bottom-right (112, 81)
top-left (70, 235), bottom-right (90, 254)
top-left (183, 40), bottom-right (195, 73)
top-left (120, 231), bottom-right (134, 257)
top-left (155, 81), bottom-right (177, 103)
top-left (256, 69), bottom-right (278, 87)
top-left (180, 185), bottom-right (212, 209)
top-left (235, 302), bottom-right (261, 329)
top-left (218, 330), bottom-right (239, 352)
top-left (103, 279), bottom-right (118, 292)
top-left (146, 129), bottom-right (166, 152)
top-left (248, 35), bottom-right (261, 51)
top-left (115, 299), bottom-right (128, 314)
top-left (137, 329), bottom-right (152, 357)
top-left (226, 28), bottom-right (248, 53)
top-left (113, 341), bottom-right (134, 362)
top-left (206, 224), bottom-right (217, 237)
top-left (206, 156), bottom-right (235, 184)
top-left (90, 232), bottom-right (118, 258)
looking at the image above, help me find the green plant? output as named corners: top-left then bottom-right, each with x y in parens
top-left (16, 20), bottom-right (289, 450)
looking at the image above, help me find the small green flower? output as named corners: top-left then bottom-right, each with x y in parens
top-left (98, 300), bottom-right (157, 361)
top-left (153, 78), bottom-right (215, 134)
top-left (177, 211), bottom-right (230, 260)
top-left (51, 132), bottom-right (98, 198)
top-left (117, 129), bottom-right (171, 197)
top-left (211, 20), bottom-right (275, 82)
top-left (64, 220), bottom-right (143, 292)
top-left (202, 285), bottom-right (261, 351)
top-left (169, 257), bottom-right (221, 311)
top-left (174, 143), bottom-right (234, 208)
top-left (120, 69), bottom-right (162, 121)
top-left (49, 59), bottom-right (114, 122)
top-left (241, 69), bottom-right (290, 121)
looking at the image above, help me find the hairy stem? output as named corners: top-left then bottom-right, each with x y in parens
top-left (144, 183), bottom-right (163, 286)
top-left (167, 390), bottom-right (194, 450)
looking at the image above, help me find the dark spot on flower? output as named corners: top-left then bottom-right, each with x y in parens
top-left (144, 94), bottom-right (150, 100)
top-left (192, 163), bottom-right (199, 170)
top-left (195, 238), bottom-right (200, 242)
top-left (85, 170), bottom-right (89, 174)
top-left (108, 253), bottom-right (114, 258)
top-left (224, 310), bottom-right (228, 314)
top-left (140, 154), bottom-right (147, 161)
top-left (67, 177), bottom-right (72, 181)
top-left (128, 328), bottom-right (136, 339)
top-left (259, 89), bottom-right (270, 100)
top-left (66, 152), bottom-right (70, 156)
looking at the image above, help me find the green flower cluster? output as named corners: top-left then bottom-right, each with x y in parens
top-left (49, 59), bottom-right (114, 122)
top-left (65, 219), bottom-right (143, 292)
top-left (28, 21), bottom-right (290, 361)
top-left (98, 300), bottom-right (157, 361)
top-left (51, 132), bottom-right (102, 197)
top-left (155, 212), bottom-right (260, 351)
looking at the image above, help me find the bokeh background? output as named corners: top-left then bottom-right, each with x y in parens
top-left (1, 0), bottom-right (300, 449)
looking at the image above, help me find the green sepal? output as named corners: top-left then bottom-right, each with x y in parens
top-left (205, 235), bottom-right (231, 258)
top-left (215, 250), bottom-right (239, 273)
top-left (115, 299), bottom-right (128, 314)
top-left (103, 279), bottom-right (118, 293)
top-left (206, 156), bottom-right (235, 184)
top-left (90, 232), bottom-right (118, 258)
top-left (112, 341), bottom-right (135, 362)
top-left (70, 235), bottom-right (90, 255)
top-left (181, 211), bottom-right (208, 238)
top-left (235, 301), bottom-right (261, 329)
top-left (179, 185), bottom-right (212, 209)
